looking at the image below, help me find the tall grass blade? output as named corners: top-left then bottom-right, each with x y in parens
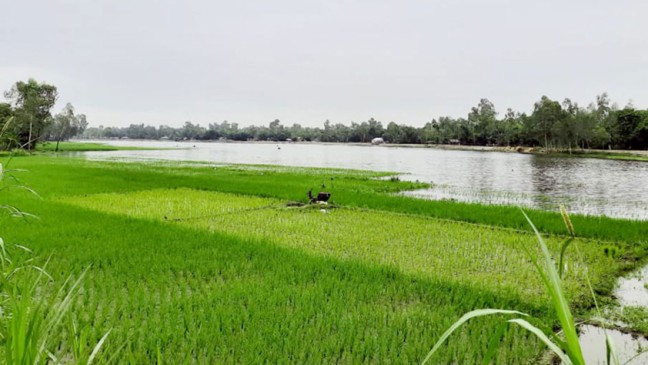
top-left (605, 329), bottom-right (621, 365)
top-left (560, 206), bottom-right (576, 238)
top-left (421, 309), bottom-right (527, 364)
top-left (43, 269), bottom-right (87, 338)
top-left (561, 208), bottom-right (621, 365)
top-left (521, 209), bottom-right (585, 365)
top-left (481, 321), bottom-right (508, 365)
top-left (508, 318), bottom-right (573, 365)
top-left (558, 238), bottom-right (574, 279)
top-left (157, 346), bottom-right (163, 365)
top-left (87, 329), bottom-right (111, 365)
top-left (558, 206), bottom-right (576, 279)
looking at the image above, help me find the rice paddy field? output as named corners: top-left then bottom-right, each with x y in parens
top-left (1, 155), bottom-right (647, 363)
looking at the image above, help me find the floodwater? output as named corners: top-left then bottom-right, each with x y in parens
top-left (576, 262), bottom-right (648, 363)
top-left (616, 266), bottom-right (648, 308)
top-left (79, 140), bottom-right (648, 220)
top-left (579, 325), bottom-right (648, 365)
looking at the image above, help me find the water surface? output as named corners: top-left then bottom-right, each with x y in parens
top-left (80, 140), bottom-right (648, 220)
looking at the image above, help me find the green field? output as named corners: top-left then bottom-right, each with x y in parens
top-left (550, 150), bottom-right (648, 162)
top-left (1, 156), bottom-right (646, 363)
top-left (35, 141), bottom-right (164, 152)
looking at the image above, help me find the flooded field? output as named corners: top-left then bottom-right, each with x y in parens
top-left (579, 325), bottom-right (648, 365)
top-left (80, 140), bottom-right (648, 220)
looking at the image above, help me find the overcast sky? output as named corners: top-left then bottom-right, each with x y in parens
top-left (1, 0), bottom-right (646, 128)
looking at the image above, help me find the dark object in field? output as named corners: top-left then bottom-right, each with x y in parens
top-left (308, 189), bottom-right (331, 204)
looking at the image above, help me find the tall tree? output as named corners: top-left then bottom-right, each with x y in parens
top-left (49, 103), bottom-right (89, 151)
top-left (501, 108), bottom-right (523, 146)
top-left (383, 122), bottom-right (403, 143)
top-left (4, 79), bottom-right (58, 150)
top-left (527, 96), bottom-right (566, 149)
top-left (469, 98), bottom-right (498, 145)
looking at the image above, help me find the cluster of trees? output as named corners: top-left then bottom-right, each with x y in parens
top-left (0, 79), bottom-right (88, 151)
top-left (3, 79), bottom-right (643, 151)
top-left (82, 93), bottom-right (648, 150)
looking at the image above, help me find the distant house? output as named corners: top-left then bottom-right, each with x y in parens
top-left (371, 137), bottom-right (385, 145)
top-left (449, 139), bottom-right (460, 145)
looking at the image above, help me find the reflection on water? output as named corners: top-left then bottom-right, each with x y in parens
top-left (578, 325), bottom-right (648, 365)
top-left (616, 266), bottom-right (648, 308)
top-left (79, 140), bottom-right (648, 220)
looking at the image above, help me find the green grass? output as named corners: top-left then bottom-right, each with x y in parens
top-left (0, 155), bottom-right (646, 363)
top-left (3, 199), bottom-right (551, 363)
top-left (550, 151), bottom-right (648, 162)
top-left (62, 188), bottom-right (621, 305)
top-left (605, 306), bottom-right (648, 334)
top-left (7, 156), bottom-right (648, 245)
top-left (35, 141), bottom-right (163, 152)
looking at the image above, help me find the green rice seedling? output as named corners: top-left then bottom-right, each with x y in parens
top-left (11, 155), bottom-right (646, 245)
top-left (422, 209), bottom-right (624, 365)
top-left (70, 319), bottom-right (114, 365)
top-left (36, 141), bottom-right (166, 152)
top-left (0, 244), bottom-right (100, 364)
top-left (0, 155), bottom-right (111, 364)
top-left (4, 271), bottom-right (113, 365)
top-left (1, 156), bottom-right (644, 362)
top-left (63, 188), bottom-right (620, 303)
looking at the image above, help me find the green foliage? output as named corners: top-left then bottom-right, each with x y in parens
top-left (422, 210), bottom-right (632, 364)
top-left (0, 156), bottom-right (643, 362)
top-left (46, 103), bottom-right (88, 150)
top-left (76, 93), bottom-right (648, 151)
top-left (609, 109), bottom-right (648, 149)
top-left (35, 141), bottom-right (158, 152)
top-left (8, 156), bottom-right (648, 246)
top-left (62, 188), bottom-right (621, 304)
top-left (0, 76), bottom-right (645, 151)
top-left (0, 155), bottom-right (113, 363)
top-left (3, 79), bottom-right (58, 150)
top-left (4, 197), bottom-right (554, 363)
top-left (608, 306), bottom-right (648, 334)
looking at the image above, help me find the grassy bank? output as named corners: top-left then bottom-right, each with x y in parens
top-left (35, 141), bottom-right (164, 152)
top-left (413, 144), bottom-right (648, 162)
top-left (11, 156), bottom-right (647, 245)
top-left (551, 150), bottom-right (648, 162)
top-left (1, 155), bottom-right (646, 363)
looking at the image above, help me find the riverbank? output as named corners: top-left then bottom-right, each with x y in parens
top-left (77, 138), bottom-right (648, 163)
top-left (381, 143), bottom-right (648, 162)
top-left (205, 139), bottom-right (648, 162)
top-left (36, 141), bottom-right (174, 152)
top-left (1, 155), bottom-right (647, 363)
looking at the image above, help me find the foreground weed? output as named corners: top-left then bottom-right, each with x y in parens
top-left (423, 208), bottom-right (620, 365)
top-left (0, 157), bottom-right (111, 364)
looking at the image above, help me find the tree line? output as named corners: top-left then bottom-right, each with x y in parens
top-left (2, 79), bottom-right (646, 151)
top-left (82, 94), bottom-right (648, 150)
top-left (0, 79), bottom-right (88, 151)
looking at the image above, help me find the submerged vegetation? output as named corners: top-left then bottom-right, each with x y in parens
top-left (0, 155), bottom-right (645, 362)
